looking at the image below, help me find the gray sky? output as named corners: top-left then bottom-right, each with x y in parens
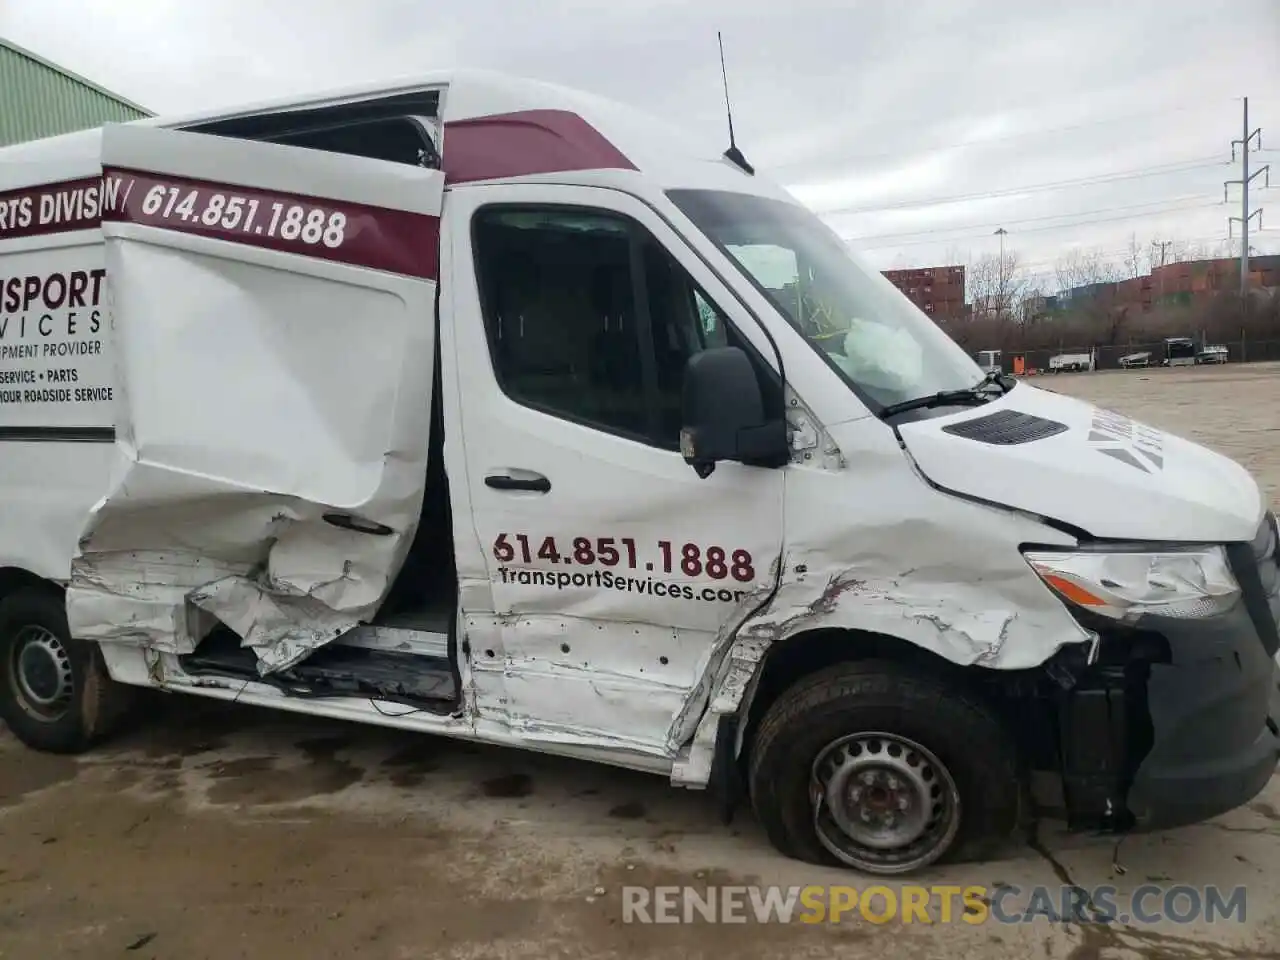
top-left (4, 0), bottom-right (1279, 287)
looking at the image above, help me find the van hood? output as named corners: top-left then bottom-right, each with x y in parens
top-left (896, 383), bottom-right (1264, 543)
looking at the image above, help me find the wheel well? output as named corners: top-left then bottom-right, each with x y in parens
top-left (0, 568), bottom-right (63, 607)
top-left (737, 628), bottom-right (996, 765)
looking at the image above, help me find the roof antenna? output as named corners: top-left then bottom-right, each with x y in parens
top-left (718, 31), bottom-right (754, 175)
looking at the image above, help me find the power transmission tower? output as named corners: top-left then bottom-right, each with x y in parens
top-left (1151, 240), bottom-right (1173, 266)
top-left (1224, 97), bottom-right (1268, 295)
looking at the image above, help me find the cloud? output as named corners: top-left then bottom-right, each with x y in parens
top-left (4, 0), bottom-right (1279, 277)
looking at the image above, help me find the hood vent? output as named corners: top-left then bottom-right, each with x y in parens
top-left (942, 408), bottom-right (1068, 445)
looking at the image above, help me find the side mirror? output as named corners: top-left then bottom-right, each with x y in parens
top-left (679, 347), bottom-right (789, 478)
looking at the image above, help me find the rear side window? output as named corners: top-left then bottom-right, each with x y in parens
top-left (471, 206), bottom-right (773, 450)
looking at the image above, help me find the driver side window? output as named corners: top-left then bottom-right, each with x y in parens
top-left (473, 206), bottom-right (774, 451)
top-left (640, 235), bottom-right (734, 443)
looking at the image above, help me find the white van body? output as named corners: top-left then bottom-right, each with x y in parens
top-left (2, 70), bottom-right (1277, 875)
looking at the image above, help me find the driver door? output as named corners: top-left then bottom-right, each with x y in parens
top-left (443, 184), bottom-right (787, 757)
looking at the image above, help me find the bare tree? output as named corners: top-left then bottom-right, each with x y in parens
top-left (1055, 248), bottom-right (1128, 344)
top-left (1194, 238), bottom-right (1235, 260)
top-left (1150, 238), bottom-right (1176, 268)
top-left (1123, 233), bottom-right (1149, 279)
top-left (1018, 284), bottom-right (1050, 324)
top-left (1054, 247), bottom-right (1121, 296)
top-left (968, 249), bottom-right (1030, 324)
top-left (1169, 239), bottom-right (1225, 264)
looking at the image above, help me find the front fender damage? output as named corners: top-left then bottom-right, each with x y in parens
top-left (668, 549), bottom-right (1092, 788)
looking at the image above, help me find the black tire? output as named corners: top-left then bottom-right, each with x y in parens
top-left (747, 660), bottom-right (1022, 876)
top-left (0, 588), bottom-right (137, 754)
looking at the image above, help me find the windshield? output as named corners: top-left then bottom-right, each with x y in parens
top-left (667, 189), bottom-right (985, 409)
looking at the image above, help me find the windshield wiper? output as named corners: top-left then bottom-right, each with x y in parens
top-left (878, 370), bottom-right (1012, 419)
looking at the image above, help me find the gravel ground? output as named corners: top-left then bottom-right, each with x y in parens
top-left (2, 362), bottom-right (1279, 960)
top-left (1040, 361), bottom-right (1280, 512)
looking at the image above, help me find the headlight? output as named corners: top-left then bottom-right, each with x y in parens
top-left (1023, 546), bottom-right (1240, 622)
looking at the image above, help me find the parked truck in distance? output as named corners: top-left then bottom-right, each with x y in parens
top-left (1163, 337), bottom-right (1198, 367)
top-left (1118, 351), bottom-right (1152, 369)
top-left (1048, 351), bottom-right (1094, 373)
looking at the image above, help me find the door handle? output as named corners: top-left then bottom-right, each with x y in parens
top-left (322, 512), bottom-right (395, 536)
top-left (485, 471), bottom-right (551, 493)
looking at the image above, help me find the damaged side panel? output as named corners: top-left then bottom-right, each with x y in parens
top-left (67, 125), bottom-right (445, 672)
top-left (670, 415), bottom-right (1092, 780)
top-left (466, 610), bottom-right (712, 756)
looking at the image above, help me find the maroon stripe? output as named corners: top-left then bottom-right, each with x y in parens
top-left (0, 177), bottom-right (106, 242)
top-left (442, 109), bottom-right (636, 185)
top-left (102, 169), bottom-right (439, 280)
top-left (3, 108), bottom-right (626, 257)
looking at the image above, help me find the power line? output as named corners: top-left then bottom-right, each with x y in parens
top-left (762, 94), bottom-right (1240, 173)
top-left (847, 196), bottom-right (1220, 246)
top-left (1009, 236), bottom-right (1236, 273)
top-left (852, 202), bottom-right (1223, 250)
top-left (878, 232), bottom-right (1244, 279)
top-left (808, 157), bottom-right (1227, 217)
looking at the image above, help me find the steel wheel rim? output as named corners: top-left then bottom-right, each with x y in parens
top-left (8, 626), bottom-right (74, 722)
top-left (810, 731), bottom-right (961, 875)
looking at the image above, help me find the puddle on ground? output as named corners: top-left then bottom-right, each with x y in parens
top-left (0, 747), bottom-right (79, 808)
top-left (201, 745), bottom-right (363, 805)
top-left (381, 742), bottom-right (441, 788)
top-left (482, 773), bottom-right (534, 798)
top-left (609, 801), bottom-right (647, 820)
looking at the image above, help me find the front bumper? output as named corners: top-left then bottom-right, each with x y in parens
top-left (1058, 512), bottom-right (1280, 831)
top-left (1124, 606), bottom-right (1280, 830)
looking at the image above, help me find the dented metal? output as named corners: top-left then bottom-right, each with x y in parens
top-left (63, 124), bottom-right (444, 673)
top-left (671, 416), bottom-right (1095, 780)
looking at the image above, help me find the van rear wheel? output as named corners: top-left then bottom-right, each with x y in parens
top-left (0, 588), bottom-right (136, 754)
top-left (747, 660), bottom-right (1022, 875)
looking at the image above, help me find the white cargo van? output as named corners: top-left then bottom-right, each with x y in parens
top-left (1, 70), bottom-right (1277, 876)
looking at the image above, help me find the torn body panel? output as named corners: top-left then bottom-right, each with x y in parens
top-left (66, 125), bottom-right (444, 672)
top-left (670, 415), bottom-right (1091, 783)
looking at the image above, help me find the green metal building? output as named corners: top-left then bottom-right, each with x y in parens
top-left (0, 37), bottom-right (151, 147)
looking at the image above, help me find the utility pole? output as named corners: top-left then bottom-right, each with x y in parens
top-left (1225, 97), bottom-right (1268, 296)
top-left (1150, 240), bottom-right (1173, 301)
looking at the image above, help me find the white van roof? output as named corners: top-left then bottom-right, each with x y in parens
top-left (0, 68), bottom-right (788, 198)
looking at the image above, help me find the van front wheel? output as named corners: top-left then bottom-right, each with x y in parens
top-left (0, 589), bottom-right (136, 754)
top-left (747, 661), bottom-right (1021, 875)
